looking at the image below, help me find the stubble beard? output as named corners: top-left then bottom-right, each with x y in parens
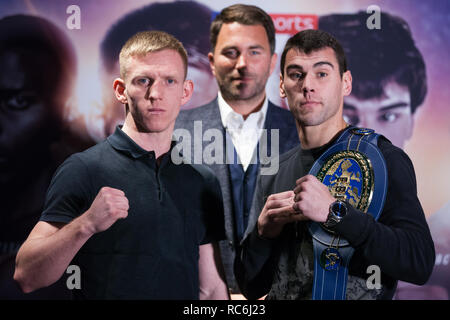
top-left (129, 105), bottom-right (150, 133)
top-left (293, 101), bottom-right (343, 129)
top-left (291, 101), bottom-right (325, 127)
top-left (218, 70), bottom-right (269, 103)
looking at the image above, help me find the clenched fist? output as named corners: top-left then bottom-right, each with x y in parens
top-left (82, 187), bottom-right (129, 234)
top-left (257, 191), bottom-right (308, 239)
top-left (292, 175), bottom-right (335, 223)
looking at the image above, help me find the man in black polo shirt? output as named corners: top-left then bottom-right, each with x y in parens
top-left (14, 31), bottom-right (229, 299)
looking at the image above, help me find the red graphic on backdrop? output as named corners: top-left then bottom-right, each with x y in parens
top-left (270, 14), bottom-right (318, 34)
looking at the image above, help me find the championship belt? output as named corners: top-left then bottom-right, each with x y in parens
top-left (307, 127), bottom-right (388, 300)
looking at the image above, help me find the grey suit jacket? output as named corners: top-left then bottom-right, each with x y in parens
top-left (174, 97), bottom-right (299, 293)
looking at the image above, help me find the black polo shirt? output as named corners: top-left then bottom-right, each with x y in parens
top-left (40, 126), bottom-right (226, 299)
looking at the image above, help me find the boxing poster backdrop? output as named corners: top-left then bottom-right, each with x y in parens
top-left (0, 0), bottom-right (449, 300)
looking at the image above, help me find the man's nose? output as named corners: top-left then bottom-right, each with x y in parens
top-left (302, 73), bottom-right (315, 94)
top-left (357, 114), bottom-right (375, 129)
top-left (235, 53), bottom-right (247, 70)
top-left (146, 80), bottom-right (163, 100)
top-left (358, 116), bottom-right (368, 127)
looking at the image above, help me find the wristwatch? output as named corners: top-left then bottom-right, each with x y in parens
top-left (322, 200), bottom-right (348, 231)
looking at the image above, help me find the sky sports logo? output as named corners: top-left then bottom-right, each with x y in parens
top-left (270, 14), bottom-right (318, 34)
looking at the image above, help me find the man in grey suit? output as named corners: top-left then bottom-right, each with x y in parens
top-left (175, 4), bottom-right (298, 295)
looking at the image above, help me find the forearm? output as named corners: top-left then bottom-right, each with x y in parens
top-left (336, 206), bottom-right (435, 284)
top-left (199, 242), bottom-right (230, 300)
top-left (199, 277), bottom-right (229, 300)
top-left (334, 144), bottom-right (435, 285)
top-left (14, 216), bottom-right (94, 293)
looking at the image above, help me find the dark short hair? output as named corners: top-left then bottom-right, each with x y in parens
top-left (210, 4), bottom-right (275, 54)
top-left (319, 11), bottom-right (427, 114)
top-left (100, 1), bottom-right (212, 75)
top-left (280, 29), bottom-right (347, 78)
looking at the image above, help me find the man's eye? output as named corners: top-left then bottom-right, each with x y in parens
top-left (5, 93), bottom-right (35, 110)
top-left (137, 78), bottom-right (151, 86)
top-left (167, 79), bottom-right (175, 85)
top-left (249, 50), bottom-right (261, 56)
top-left (288, 72), bottom-right (303, 80)
top-left (380, 112), bottom-right (398, 123)
top-left (223, 49), bottom-right (238, 59)
top-left (318, 72), bottom-right (328, 78)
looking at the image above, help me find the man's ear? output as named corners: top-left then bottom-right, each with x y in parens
top-left (113, 78), bottom-right (128, 104)
top-left (181, 79), bottom-right (194, 106)
top-left (279, 73), bottom-right (287, 98)
top-left (208, 52), bottom-right (216, 77)
top-left (342, 70), bottom-right (352, 97)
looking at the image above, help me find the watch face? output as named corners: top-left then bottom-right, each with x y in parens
top-left (332, 201), bottom-right (347, 218)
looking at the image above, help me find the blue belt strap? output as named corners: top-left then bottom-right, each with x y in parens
top-left (312, 242), bottom-right (354, 300)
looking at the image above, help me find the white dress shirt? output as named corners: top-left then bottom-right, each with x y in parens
top-left (217, 92), bottom-right (268, 171)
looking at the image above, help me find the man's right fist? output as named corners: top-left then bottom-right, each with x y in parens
top-left (257, 190), bottom-right (307, 239)
top-left (82, 187), bottom-right (129, 234)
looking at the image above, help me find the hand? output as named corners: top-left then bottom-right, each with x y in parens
top-left (293, 175), bottom-right (335, 223)
top-left (82, 187), bottom-right (129, 234)
top-left (257, 191), bottom-right (308, 239)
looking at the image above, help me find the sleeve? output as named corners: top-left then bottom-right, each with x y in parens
top-left (40, 154), bottom-right (93, 224)
top-left (334, 142), bottom-right (435, 285)
top-left (199, 171), bottom-right (226, 245)
top-left (234, 175), bottom-right (279, 299)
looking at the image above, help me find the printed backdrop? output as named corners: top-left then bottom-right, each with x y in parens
top-left (0, 0), bottom-right (449, 299)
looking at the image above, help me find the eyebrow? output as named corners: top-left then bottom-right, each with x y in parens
top-left (222, 44), bottom-right (265, 51)
top-left (0, 87), bottom-right (26, 93)
top-left (313, 61), bottom-right (334, 69)
top-left (286, 61), bottom-right (334, 72)
top-left (344, 102), bottom-right (410, 112)
top-left (343, 103), bottom-right (357, 110)
top-left (221, 45), bottom-right (238, 51)
top-left (133, 72), bottom-right (179, 79)
top-left (248, 45), bottom-right (265, 50)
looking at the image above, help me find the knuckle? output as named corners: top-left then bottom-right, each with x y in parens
top-left (107, 205), bottom-right (115, 215)
top-left (271, 199), bottom-right (280, 208)
top-left (267, 209), bottom-right (277, 217)
top-left (100, 186), bottom-right (110, 193)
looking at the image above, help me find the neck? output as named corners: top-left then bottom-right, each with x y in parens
top-left (121, 120), bottom-right (173, 160)
top-left (222, 91), bottom-right (266, 120)
top-left (298, 118), bottom-right (348, 150)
